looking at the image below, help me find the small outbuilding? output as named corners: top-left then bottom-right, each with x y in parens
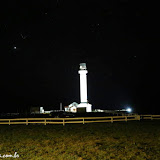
top-left (64, 102), bottom-right (78, 113)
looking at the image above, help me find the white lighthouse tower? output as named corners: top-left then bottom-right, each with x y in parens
top-left (77, 63), bottom-right (92, 112)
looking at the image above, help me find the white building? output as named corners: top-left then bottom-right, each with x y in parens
top-left (40, 107), bottom-right (44, 113)
top-left (65, 63), bottom-right (92, 113)
top-left (64, 102), bottom-right (78, 113)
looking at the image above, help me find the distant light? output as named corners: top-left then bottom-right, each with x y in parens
top-left (126, 108), bottom-right (132, 112)
top-left (14, 46), bottom-right (17, 49)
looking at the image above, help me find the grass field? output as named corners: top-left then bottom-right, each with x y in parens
top-left (0, 120), bottom-right (160, 160)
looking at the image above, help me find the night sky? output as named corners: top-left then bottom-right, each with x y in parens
top-left (0, 1), bottom-right (159, 113)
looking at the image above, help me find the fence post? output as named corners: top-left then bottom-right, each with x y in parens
top-left (83, 118), bottom-right (85, 124)
top-left (137, 115), bottom-right (140, 121)
top-left (151, 115), bottom-right (153, 120)
top-left (125, 116), bottom-right (127, 122)
top-left (9, 120), bottom-right (10, 125)
top-left (111, 117), bottom-right (113, 123)
top-left (44, 118), bottom-right (46, 125)
top-left (63, 119), bottom-right (65, 126)
top-left (26, 119), bottom-right (28, 125)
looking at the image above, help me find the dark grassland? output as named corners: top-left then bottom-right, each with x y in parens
top-left (0, 121), bottom-right (160, 160)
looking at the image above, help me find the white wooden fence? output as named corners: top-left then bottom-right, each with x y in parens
top-left (140, 115), bottom-right (160, 120)
top-left (0, 115), bottom-right (159, 126)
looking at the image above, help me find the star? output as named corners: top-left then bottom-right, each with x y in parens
top-left (21, 34), bottom-right (27, 39)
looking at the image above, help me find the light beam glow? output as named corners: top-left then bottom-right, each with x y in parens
top-left (126, 108), bottom-right (132, 112)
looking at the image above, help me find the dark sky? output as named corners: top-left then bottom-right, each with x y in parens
top-left (0, 1), bottom-right (159, 113)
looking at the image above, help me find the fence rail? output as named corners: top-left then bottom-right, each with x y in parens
top-left (140, 115), bottom-right (160, 120)
top-left (0, 115), bottom-right (159, 126)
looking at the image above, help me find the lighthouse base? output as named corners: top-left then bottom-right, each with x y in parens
top-left (77, 103), bottom-right (92, 112)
